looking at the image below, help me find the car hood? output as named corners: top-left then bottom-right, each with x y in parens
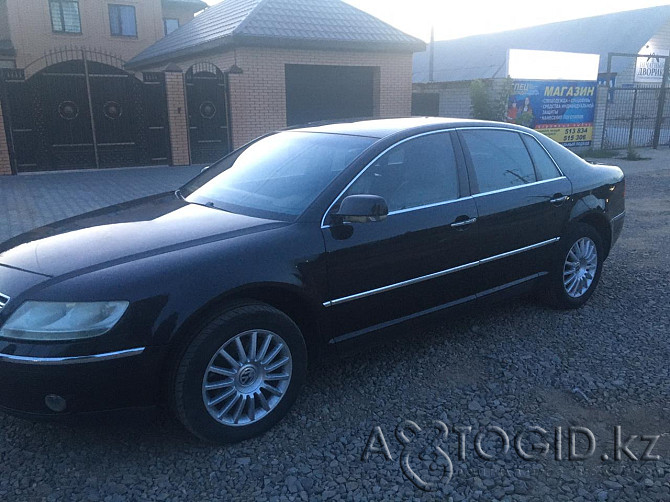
top-left (0, 192), bottom-right (287, 277)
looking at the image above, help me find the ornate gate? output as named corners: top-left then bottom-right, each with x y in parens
top-left (185, 63), bottom-right (231, 164)
top-left (0, 49), bottom-right (170, 172)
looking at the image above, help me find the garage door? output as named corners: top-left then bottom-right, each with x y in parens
top-left (285, 65), bottom-right (375, 127)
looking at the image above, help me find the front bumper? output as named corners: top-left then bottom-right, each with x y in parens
top-left (0, 345), bottom-right (166, 416)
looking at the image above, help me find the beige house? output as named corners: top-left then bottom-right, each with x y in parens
top-left (0, 0), bottom-right (424, 175)
top-left (0, 0), bottom-right (206, 70)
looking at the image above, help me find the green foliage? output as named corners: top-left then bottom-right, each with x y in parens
top-left (624, 147), bottom-right (650, 161)
top-left (470, 78), bottom-right (514, 122)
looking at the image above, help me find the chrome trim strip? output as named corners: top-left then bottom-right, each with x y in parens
top-left (328, 272), bottom-right (547, 344)
top-left (610, 211), bottom-right (626, 223)
top-left (0, 293), bottom-right (8, 311)
top-left (324, 261), bottom-right (480, 307)
top-left (320, 126), bottom-right (567, 228)
top-left (322, 237), bottom-right (560, 307)
top-left (471, 177), bottom-right (567, 198)
top-left (479, 238), bottom-right (560, 264)
top-left (387, 196), bottom-right (472, 216)
top-left (0, 347), bottom-right (145, 365)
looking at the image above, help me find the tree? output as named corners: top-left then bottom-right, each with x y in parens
top-left (470, 78), bottom-right (514, 122)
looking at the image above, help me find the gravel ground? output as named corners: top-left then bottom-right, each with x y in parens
top-left (0, 152), bottom-right (668, 501)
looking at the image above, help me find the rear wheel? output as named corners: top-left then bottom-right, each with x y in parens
top-left (171, 302), bottom-right (307, 443)
top-left (546, 223), bottom-right (604, 309)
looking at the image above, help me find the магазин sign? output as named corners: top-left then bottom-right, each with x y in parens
top-left (505, 80), bottom-right (597, 147)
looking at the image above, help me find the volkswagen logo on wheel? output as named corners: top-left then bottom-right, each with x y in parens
top-left (238, 366), bottom-right (257, 386)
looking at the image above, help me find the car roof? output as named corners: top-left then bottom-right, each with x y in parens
top-left (289, 117), bottom-right (529, 139)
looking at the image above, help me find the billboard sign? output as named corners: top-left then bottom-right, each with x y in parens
top-left (505, 80), bottom-right (597, 147)
top-left (635, 47), bottom-right (669, 83)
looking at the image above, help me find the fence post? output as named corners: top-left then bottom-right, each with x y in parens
top-left (0, 102), bottom-right (12, 176)
top-left (0, 74), bottom-right (14, 175)
top-left (601, 53), bottom-right (614, 150)
top-left (593, 85), bottom-right (609, 150)
top-left (628, 89), bottom-right (638, 149)
top-left (164, 64), bottom-right (191, 166)
top-left (652, 55), bottom-right (670, 149)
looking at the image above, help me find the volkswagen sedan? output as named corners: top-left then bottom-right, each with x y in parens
top-left (0, 118), bottom-right (625, 442)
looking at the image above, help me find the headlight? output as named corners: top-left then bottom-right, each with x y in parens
top-left (0, 301), bottom-right (129, 341)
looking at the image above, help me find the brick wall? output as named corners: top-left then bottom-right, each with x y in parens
top-left (153, 47), bottom-right (414, 149)
top-left (5, 0), bottom-right (201, 72)
top-left (438, 82), bottom-right (474, 119)
top-left (0, 100), bottom-right (11, 175)
top-left (165, 69), bottom-right (190, 166)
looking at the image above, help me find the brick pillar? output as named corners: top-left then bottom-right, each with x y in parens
top-left (0, 99), bottom-right (12, 175)
top-left (165, 64), bottom-right (190, 166)
top-left (592, 85), bottom-right (609, 150)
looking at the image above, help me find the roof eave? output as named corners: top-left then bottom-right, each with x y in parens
top-left (127, 34), bottom-right (426, 70)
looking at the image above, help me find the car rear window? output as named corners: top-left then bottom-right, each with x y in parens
top-left (522, 134), bottom-right (562, 181)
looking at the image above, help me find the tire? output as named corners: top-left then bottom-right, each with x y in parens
top-left (171, 302), bottom-right (307, 443)
top-left (545, 222), bottom-right (604, 309)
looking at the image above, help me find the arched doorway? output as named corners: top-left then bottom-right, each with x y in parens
top-left (0, 50), bottom-right (170, 172)
top-left (185, 62), bottom-right (231, 164)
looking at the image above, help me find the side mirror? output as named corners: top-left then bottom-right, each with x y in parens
top-left (335, 195), bottom-right (388, 223)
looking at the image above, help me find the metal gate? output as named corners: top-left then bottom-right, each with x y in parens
top-left (0, 49), bottom-right (170, 172)
top-left (602, 52), bottom-right (670, 149)
top-left (186, 63), bottom-right (231, 165)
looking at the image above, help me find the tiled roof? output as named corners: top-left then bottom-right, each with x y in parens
top-left (413, 6), bottom-right (670, 83)
top-left (128, 0), bottom-right (425, 69)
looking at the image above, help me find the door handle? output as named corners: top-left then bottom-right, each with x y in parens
top-left (550, 194), bottom-right (569, 205)
top-left (450, 217), bottom-right (477, 228)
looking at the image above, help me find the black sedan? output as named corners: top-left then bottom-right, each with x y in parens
top-left (0, 118), bottom-right (624, 442)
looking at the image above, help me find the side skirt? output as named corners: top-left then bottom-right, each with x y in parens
top-left (328, 272), bottom-right (546, 346)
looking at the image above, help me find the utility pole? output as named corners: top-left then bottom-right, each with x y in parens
top-left (429, 26), bottom-right (434, 82)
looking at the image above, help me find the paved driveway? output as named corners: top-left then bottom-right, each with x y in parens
top-left (0, 153), bottom-right (668, 500)
top-left (0, 165), bottom-right (203, 243)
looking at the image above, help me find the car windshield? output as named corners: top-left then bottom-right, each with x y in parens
top-left (181, 132), bottom-right (376, 220)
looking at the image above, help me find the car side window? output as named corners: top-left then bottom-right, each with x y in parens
top-left (522, 135), bottom-right (562, 181)
top-left (460, 130), bottom-right (537, 193)
top-left (344, 133), bottom-right (459, 212)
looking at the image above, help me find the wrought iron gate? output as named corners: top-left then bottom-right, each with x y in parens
top-left (602, 52), bottom-right (670, 149)
top-left (0, 49), bottom-right (170, 172)
top-left (186, 63), bottom-right (231, 165)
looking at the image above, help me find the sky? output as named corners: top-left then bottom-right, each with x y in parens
top-left (203, 0), bottom-right (670, 41)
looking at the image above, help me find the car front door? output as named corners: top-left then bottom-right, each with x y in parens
top-left (320, 131), bottom-right (480, 341)
top-left (457, 128), bottom-right (573, 294)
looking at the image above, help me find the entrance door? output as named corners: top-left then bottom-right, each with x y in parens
top-left (321, 131), bottom-right (480, 339)
top-left (457, 128), bottom-right (572, 292)
top-left (185, 63), bottom-right (231, 165)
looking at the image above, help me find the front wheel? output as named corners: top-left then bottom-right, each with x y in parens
top-left (546, 223), bottom-right (604, 309)
top-left (171, 302), bottom-right (307, 443)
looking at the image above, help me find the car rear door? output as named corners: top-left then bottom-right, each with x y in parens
top-left (456, 128), bottom-right (572, 294)
top-left (321, 131), bottom-right (480, 341)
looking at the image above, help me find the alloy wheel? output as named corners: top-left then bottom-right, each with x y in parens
top-left (202, 329), bottom-right (293, 426)
top-left (563, 237), bottom-right (598, 298)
